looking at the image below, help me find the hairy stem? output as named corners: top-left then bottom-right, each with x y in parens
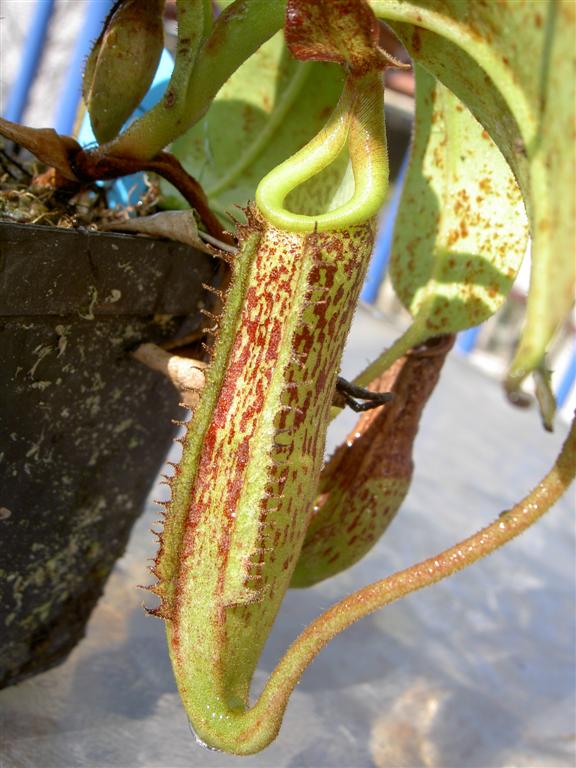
top-left (105, 0), bottom-right (287, 159)
top-left (248, 411), bottom-right (575, 745)
top-left (160, 0), bottom-right (213, 117)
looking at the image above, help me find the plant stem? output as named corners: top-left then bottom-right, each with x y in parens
top-left (73, 148), bottom-right (230, 242)
top-left (351, 318), bottom-right (431, 389)
top-left (104, 0), bottom-right (287, 160)
top-left (160, 0), bottom-right (213, 118)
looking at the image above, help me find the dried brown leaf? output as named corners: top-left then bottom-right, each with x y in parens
top-left (0, 118), bottom-right (80, 181)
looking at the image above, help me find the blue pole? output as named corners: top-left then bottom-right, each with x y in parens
top-left (555, 343), bottom-right (576, 408)
top-left (53, 0), bottom-right (114, 135)
top-left (361, 152), bottom-right (409, 304)
top-left (3, 0), bottom-right (55, 123)
top-left (456, 325), bottom-right (483, 355)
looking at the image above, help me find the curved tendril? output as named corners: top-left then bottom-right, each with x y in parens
top-left (235, 412), bottom-right (576, 754)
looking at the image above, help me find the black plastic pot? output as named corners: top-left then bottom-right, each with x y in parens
top-left (0, 221), bottom-right (215, 687)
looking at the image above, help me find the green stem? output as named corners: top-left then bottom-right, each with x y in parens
top-left (159, 0), bottom-right (212, 116)
top-left (327, 319), bottom-right (432, 423)
top-left (105, 0), bottom-right (286, 159)
top-left (351, 317), bottom-right (430, 389)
